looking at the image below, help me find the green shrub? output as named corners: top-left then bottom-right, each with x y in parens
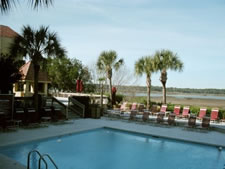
top-left (219, 110), bottom-right (225, 119)
top-left (150, 101), bottom-right (158, 107)
top-left (167, 103), bottom-right (175, 112)
top-left (115, 94), bottom-right (124, 104)
top-left (189, 106), bottom-right (199, 115)
top-left (206, 108), bottom-right (211, 116)
top-left (143, 99), bottom-right (147, 106)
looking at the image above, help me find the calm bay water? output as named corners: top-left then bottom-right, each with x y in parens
top-left (123, 92), bottom-right (225, 100)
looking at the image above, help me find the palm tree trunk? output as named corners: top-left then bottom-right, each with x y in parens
top-left (100, 82), bottom-right (103, 115)
top-left (33, 64), bottom-right (40, 121)
top-left (109, 77), bottom-right (113, 108)
top-left (160, 70), bottom-right (167, 104)
top-left (162, 82), bottom-right (166, 104)
top-left (100, 82), bottom-right (103, 108)
top-left (146, 75), bottom-right (151, 110)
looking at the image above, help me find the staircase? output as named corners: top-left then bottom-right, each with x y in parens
top-left (46, 96), bottom-right (85, 119)
top-left (68, 97), bottom-right (85, 118)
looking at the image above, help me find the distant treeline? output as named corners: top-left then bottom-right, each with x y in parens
top-left (95, 84), bottom-right (225, 95)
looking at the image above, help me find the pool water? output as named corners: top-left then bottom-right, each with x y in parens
top-left (0, 128), bottom-right (224, 169)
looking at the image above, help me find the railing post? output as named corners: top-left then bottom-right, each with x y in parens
top-left (83, 107), bottom-right (85, 118)
top-left (67, 97), bottom-right (70, 120)
top-left (51, 96), bottom-right (53, 108)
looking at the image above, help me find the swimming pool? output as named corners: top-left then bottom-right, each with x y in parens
top-left (0, 128), bottom-right (224, 169)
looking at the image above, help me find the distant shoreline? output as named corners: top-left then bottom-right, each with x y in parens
top-left (115, 85), bottom-right (225, 96)
top-left (121, 92), bottom-right (225, 100)
top-left (122, 91), bottom-right (225, 96)
top-left (151, 96), bottom-right (225, 109)
top-left (151, 91), bottom-right (225, 97)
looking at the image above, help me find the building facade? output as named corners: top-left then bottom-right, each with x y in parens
top-left (0, 25), bottom-right (19, 55)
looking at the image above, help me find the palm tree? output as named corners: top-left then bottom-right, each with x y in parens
top-left (135, 56), bottom-right (156, 110)
top-left (97, 50), bottom-right (124, 107)
top-left (0, 0), bottom-right (53, 13)
top-left (10, 25), bottom-right (65, 121)
top-left (154, 49), bottom-right (183, 104)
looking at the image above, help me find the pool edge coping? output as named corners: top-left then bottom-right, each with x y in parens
top-left (103, 126), bottom-right (225, 149)
top-left (1, 124), bottom-right (225, 148)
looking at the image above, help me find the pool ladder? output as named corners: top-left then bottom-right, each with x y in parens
top-left (27, 150), bottom-right (58, 169)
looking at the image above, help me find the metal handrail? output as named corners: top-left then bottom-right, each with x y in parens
top-left (27, 150), bottom-right (47, 169)
top-left (39, 154), bottom-right (58, 169)
top-left (51, 96), bottom-right (67, 118)
top-left (51, 97), bottom-right (67, 109)
top-left (69, 97), bottom-right (85, 118)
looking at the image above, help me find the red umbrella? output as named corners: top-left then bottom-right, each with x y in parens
top-left (112, 87), bottom-right (117, 93)
top-left (76, 79), bottom-right (83, 92)
top-left (79, 80), bottom-right (83, 92)
top-left (76, 80), bottom-right (80, 92)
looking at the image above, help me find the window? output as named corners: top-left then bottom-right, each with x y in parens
top-left (29, 83), bottom-right (32, 92)
top-left (38, 83), bottom-right (44, 93)
top-left (15, 83), bottom-right (24, 92)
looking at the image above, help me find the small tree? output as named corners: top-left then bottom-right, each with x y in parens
top-left (47, 57), bottom-right (93, 92)
top-left (154, 49), bottom-right (183, 104)
top-left (112, 65), bottom-right (138, 87)
top-left (97, 50), bottom-right (124, 107)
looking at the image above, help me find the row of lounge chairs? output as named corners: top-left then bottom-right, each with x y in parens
top-left (112, 103), bottom-right (220, 121)
top-left (107, 103), bottom-right (221, 128)
top-left (163, 105), bottom-right (219, 121)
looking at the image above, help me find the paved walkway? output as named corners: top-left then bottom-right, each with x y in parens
top-left (1, 118), bottom-right (225, 169)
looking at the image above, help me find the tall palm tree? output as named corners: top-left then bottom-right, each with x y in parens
top-left (97, 50), bottom-right (124, 107)
top-left (154, 49), bottom-right (183, 104)
top-left (0, 0), bottom-right (53, 13)
top-left (135, 56), bottom-right (156, 110)
top-left (10, 25), bottom-right (65, 121)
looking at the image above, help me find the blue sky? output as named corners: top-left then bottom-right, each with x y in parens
top-left (1, 0), bottom-right (225, 89)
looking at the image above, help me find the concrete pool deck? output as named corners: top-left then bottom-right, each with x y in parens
top-left (1, 118), bottom-right (225, 169)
